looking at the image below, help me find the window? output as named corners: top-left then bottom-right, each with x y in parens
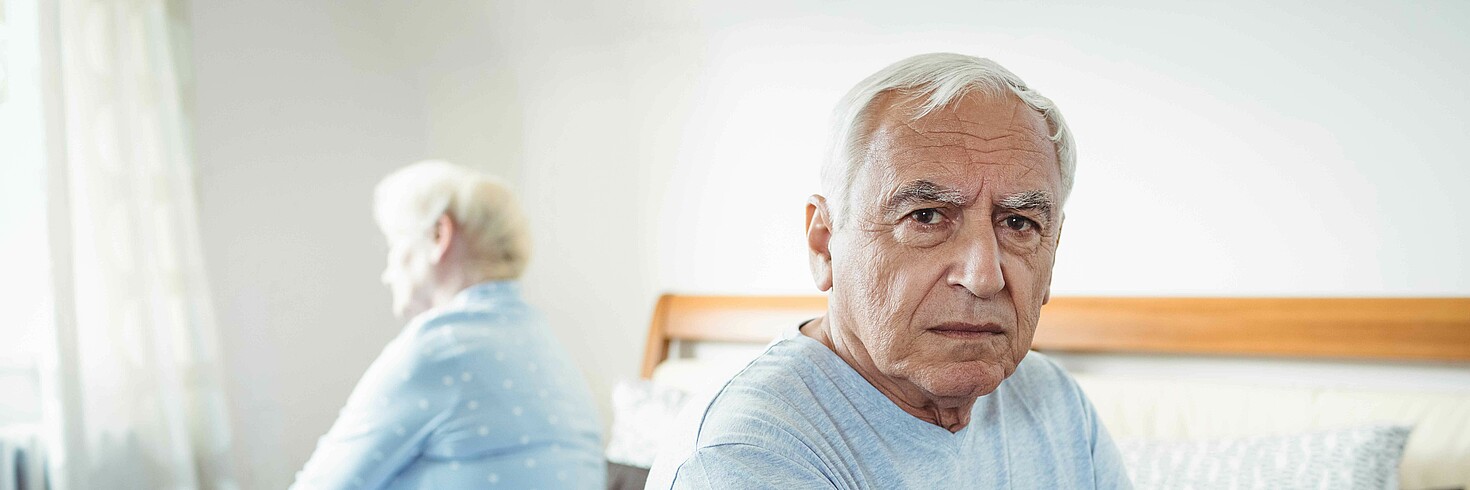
top-left (0, 0), bottom-right (48, 428)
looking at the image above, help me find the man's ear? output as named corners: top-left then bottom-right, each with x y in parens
top-left (431, 214), bottom-right (455, 264)
top-left (806, 195), bottom-right (834, 292)
top-left (1043, 213), bottom-right (1064, 305)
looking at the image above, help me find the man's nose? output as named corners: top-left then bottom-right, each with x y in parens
top-left (946, 223), bottom-right (1005, 298)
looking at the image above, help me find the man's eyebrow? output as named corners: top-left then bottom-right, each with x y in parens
top-left (883, 180), bottom-right (969, 215)
top-left (997, 190), bottom-right (1056, 226)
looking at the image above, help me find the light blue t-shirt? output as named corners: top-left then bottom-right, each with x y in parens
top-left (653, 331), bottom-right (1132, 489)
top-left (291, 281), bottom-right (605, 490)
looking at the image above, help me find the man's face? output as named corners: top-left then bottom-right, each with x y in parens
top-left (824, 92), bottom-right (1063, 401)
top-left (381, 234), bottom-right (436, 319)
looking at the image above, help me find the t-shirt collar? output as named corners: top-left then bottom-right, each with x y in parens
top-left (452, 279), bottom-right (521, 305)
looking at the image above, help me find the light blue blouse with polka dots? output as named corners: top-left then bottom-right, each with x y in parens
top-left (291, 281), bottom-right (606, 489)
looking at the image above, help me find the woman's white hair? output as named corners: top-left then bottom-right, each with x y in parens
top-left (373, 160), bottom-right (531, 280)
top-left (822, 53), bottom-right (1075, 224)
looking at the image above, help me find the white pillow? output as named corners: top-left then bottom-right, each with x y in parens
top-left (605, 379), bottom-right (691, 468)
top-left (1118, 425), bottom-right (1412, 490)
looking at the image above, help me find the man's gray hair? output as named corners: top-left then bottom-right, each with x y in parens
top-left (373, 160), bottom-right (531, 280)
top-left (822, 53), bottom-right (1075, 223)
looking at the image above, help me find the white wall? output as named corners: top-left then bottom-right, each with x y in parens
top-left (402, 0), bottom-right (1470, 298)
top-left (192, 0), bottom-right (1470, 486)
top-left (190, 2), bottom-right (427, 488)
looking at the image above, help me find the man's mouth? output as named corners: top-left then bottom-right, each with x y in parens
top-left (928, 322), bottom-right (1005, 339)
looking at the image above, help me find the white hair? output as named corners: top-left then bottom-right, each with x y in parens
top-left (373, 160), bottom-right (531, 280)
top-left (822, 53), bottom-right (1075, 224)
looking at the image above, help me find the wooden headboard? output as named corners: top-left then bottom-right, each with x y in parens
top-left (640, 295), bottom-right (1470, 378)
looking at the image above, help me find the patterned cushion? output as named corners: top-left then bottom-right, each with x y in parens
top-left (1119, 425), bottom-right (1412, 490)
top-left (605, 379), bottom-right (691, 468)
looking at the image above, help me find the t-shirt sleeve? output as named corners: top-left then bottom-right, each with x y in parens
top-left (289, 332), bottom-right (463, 490)
top-left (670, 443), bottom-right (835, 490)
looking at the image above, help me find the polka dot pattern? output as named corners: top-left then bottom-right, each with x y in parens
top-left (291, 282), bottom-right (603, 489)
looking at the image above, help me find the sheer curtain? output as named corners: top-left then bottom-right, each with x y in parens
top-left (36, 0), bottom-right (238, 488)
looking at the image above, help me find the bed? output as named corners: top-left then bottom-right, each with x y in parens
top-left (608, 295), bottom-right (1470, 489)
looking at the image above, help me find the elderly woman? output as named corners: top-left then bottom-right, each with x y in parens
top-left (291, 161), bottom-right (604, 489)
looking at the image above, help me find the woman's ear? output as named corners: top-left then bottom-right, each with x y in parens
top-left (806, 195), bottom-right (834, 292)
top-left (431, 214), bottom-right (455, 264)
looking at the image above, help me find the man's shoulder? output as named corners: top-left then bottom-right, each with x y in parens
top-left (696, 338), bottom-right (837, 431)
top-left (646, 337), bottom-right (846, 489)
top-left (668, 338), bottom-right (846, 442)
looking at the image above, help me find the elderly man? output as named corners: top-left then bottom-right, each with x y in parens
top-left (648, 54), bottom-right (1130, 488)
top-left (291, 161), bottom-right (604, 489)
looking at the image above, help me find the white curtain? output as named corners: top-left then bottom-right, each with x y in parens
top-left (35, 0), bottom-right (238, 488)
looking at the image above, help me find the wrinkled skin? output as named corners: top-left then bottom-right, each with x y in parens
top-left (803, 91), bottom-right (1064, 432)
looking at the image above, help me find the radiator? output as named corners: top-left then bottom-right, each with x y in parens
top-left (0, 426), bottom-right (45, 490)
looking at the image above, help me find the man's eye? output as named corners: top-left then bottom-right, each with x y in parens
top-left (1003, 216), bottom-right (1036, 232)
top-left (909, 208), bottom-right (943, 225)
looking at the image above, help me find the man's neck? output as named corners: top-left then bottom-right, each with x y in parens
top-left (801, 316), bottom-right (977, 433)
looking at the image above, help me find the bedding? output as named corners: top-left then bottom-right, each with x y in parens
top-left (1074, 374), bottom-right (1470, 489)
top-left (606, 379), bottom-right (691, 469)
top-left (1118, 425), bottom-right (1411, 490)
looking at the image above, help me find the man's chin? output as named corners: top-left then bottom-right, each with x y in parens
top-left (917, 361), bottom-right (1014, 400)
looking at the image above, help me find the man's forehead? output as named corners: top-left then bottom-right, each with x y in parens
top-left (860, 93), bottom-right (1061, 199)
top-left (872, 91), bottom-right (1053, 147)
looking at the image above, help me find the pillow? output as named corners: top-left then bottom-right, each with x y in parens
top-left (1118, 425), bottom-right (1412, 490)
top-left (605, 379), bottom-right (691, 469)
